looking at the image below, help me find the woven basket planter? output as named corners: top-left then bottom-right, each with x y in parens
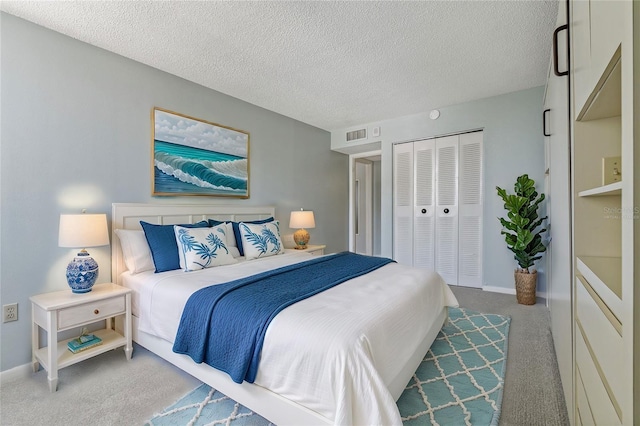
top-left (514, 270), bottom-right (537, 305)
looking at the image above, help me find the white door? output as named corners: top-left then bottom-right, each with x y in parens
top-left (547, 1), bottom-right (573, 420)
top-left (413, 139), bottom-right (436, 270)
top-left (393, 143), bottom-right (414, 266)
top-left (458, 132), bottom-right (483, 288)
top-left (435, 135), bottom-right (459, 285)
top-left (354, 159), bottom-right (373, 255)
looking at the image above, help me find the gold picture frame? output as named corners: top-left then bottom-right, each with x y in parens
top-left (152, 107), bottom-right (250, 198)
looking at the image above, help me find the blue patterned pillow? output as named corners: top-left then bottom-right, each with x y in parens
top-left (232, 217), bottom-right (275, 256)
top-left (140, 220), bottom-right (210, 273)
top-left (239, 221), bottom-right (285, 260)
top-left (174, 225), bottom-right (237, 271)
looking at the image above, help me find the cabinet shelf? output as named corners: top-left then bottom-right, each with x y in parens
top-left (578, 51), bottom-right (621, 122)
top-left (576, 256), bottom-right (622, 320)
top-left (578, 181), bottom-right (622, 197)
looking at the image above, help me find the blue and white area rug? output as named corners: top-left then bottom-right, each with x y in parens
top-left (146, 307), bottom-right (510, 426)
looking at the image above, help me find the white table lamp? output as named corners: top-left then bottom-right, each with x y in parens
top-left (59, 213), bottom-right (109, 293)
top-left (289, 209), bottom-right (315, 250)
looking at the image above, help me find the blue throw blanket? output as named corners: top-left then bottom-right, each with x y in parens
top-left (172, 251), bottom-right (394, 383)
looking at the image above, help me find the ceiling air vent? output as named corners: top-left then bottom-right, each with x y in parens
top-left (346, 128), bottom-right (367, 142)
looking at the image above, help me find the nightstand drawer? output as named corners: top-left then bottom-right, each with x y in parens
top-left (58, 296), bottom-right (125, 329)
top-left (302, 245), bottom-right (325, 256)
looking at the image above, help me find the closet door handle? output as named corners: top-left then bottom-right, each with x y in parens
top-left (421, 208), bottom-right (427, 214)
top-left (543, 109), bottom-right (551, 137)
top-left (443, 208), bottom-right (450, 214)
top-left (553, 24), bottom-right (568, 77)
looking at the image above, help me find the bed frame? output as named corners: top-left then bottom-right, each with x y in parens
top-left (111, 203), bottom-right (446, 425)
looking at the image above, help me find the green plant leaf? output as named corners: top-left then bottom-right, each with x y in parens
top-left (503, 232), bottom-right (517, 248)
top-left (503, 195), bottom-right (528, 213)
top-left (528, 217), bottom-right (546, 231)
top-left (496, 186), bottom-right (508, 202)
top-left (499, 217), bottom-right (518, 232)
top-left (514, 229), bottom-right (534, 250)
top-left (512, 215), bottom-right (530, 228)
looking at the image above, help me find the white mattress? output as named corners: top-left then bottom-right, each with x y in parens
top-left (122, 251), bottom-right (458, 425)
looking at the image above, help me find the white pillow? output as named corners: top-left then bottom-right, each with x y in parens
top-left (114, 229), bottom-right (154, 274)
top-left (209, 222), bottom-right (241, 257)
top-left (224, 222), bottom-right (241, 258)
top-left (174, 225), bottom-right (237, 271)
top-left (239, 221), bottom-right (285, 260)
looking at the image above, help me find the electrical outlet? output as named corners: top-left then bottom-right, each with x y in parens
top-left (602, 156), bottom-right (622, 185)
top-left (3, 303), bottom-right (18, 323)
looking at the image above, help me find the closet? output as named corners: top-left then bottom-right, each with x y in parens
top-left (570, 0), bottom-right (634, 422)
top-left (545, 0), bottom-right (638, 424)
top-left (393, 131), bottom-right (482, 287)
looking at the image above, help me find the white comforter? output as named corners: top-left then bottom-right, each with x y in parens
top-left (125, 251), bottom-right (458, 425)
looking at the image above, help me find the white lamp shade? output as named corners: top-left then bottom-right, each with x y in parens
top-left (59, 214), bottom-right (110, 248)
top-left (289, 210), bottom-right (315, 229)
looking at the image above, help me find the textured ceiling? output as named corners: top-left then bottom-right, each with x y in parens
top-left (1, 1), bottom-right (558, 131)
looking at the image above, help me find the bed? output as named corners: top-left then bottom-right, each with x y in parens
top-left (111, 203), bottom-right (458, 425)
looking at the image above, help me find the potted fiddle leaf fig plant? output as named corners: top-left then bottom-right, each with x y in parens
top-left (496, 174), bottom-right (547, 305)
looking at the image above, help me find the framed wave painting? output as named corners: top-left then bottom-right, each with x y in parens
top-left (152, 108), bottom-right (250, 198)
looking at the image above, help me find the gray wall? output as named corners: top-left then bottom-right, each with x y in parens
top-left (332, 87), bottom-right (547, 294)
top-left (0, 14), bottom-right (348, 372)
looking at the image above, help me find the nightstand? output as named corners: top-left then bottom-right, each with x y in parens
top-left (298, 244), bottom-right (326, 256)
top-left (30, 283), bottom-right (132, 392)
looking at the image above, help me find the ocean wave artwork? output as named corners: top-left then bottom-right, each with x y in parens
top-left (153, 108), bottom-right (249, 197)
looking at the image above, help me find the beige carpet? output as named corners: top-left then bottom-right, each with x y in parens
top-left (449, 286), bottom-right (569, 426)
top-left (0, 286), bottom-right (568, 425)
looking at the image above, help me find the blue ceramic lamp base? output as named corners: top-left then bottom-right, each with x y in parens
top-left (66, 250), bottom-right (99, 293)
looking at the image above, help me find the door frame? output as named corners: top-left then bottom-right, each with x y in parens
top-left (354, 159), bottom-right (373, 255)
top-left (349, 150), bottom-right (381, 253)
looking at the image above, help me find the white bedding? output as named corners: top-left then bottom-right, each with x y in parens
top-left (123, 251), bottom-right (458, 425)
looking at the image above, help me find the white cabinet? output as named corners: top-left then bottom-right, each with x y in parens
top-left (570, 0), bottom-right (592, 115)
top-left (570, 0), bottom-right (625, 119)
top-left (544, 1), bottom-right (573, 422)
top-left (393, 131), bottom-right (482, 287)
top-left (589, 1), bottom-right (624, 79)
top-left (565, 0), bottom-right (636, 423)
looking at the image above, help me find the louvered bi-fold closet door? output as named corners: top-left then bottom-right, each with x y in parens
top-left (457, 132), bottom-right (483, 288)
top-left (393, 142), bottom-right (414, 266)
top-left (393, 132), bottom-right (483, 286)
top-left (435, 135), bottom-right (459, 285)
top-left (413, 139), bottom-right (436, 269)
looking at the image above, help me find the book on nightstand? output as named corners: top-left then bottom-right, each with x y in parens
top-left (67, 335), bottom-right (103, 353)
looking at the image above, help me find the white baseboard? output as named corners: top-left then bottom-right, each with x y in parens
top-left (482, 286), bottom-right (516, 295)
top-left (0, 362), bottom-right (33, 383)
top-left (482, 285), bottom-right (547, 301)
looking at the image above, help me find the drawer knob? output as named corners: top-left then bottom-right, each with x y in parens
top-left (94, 309), bottom-right (100, 315)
